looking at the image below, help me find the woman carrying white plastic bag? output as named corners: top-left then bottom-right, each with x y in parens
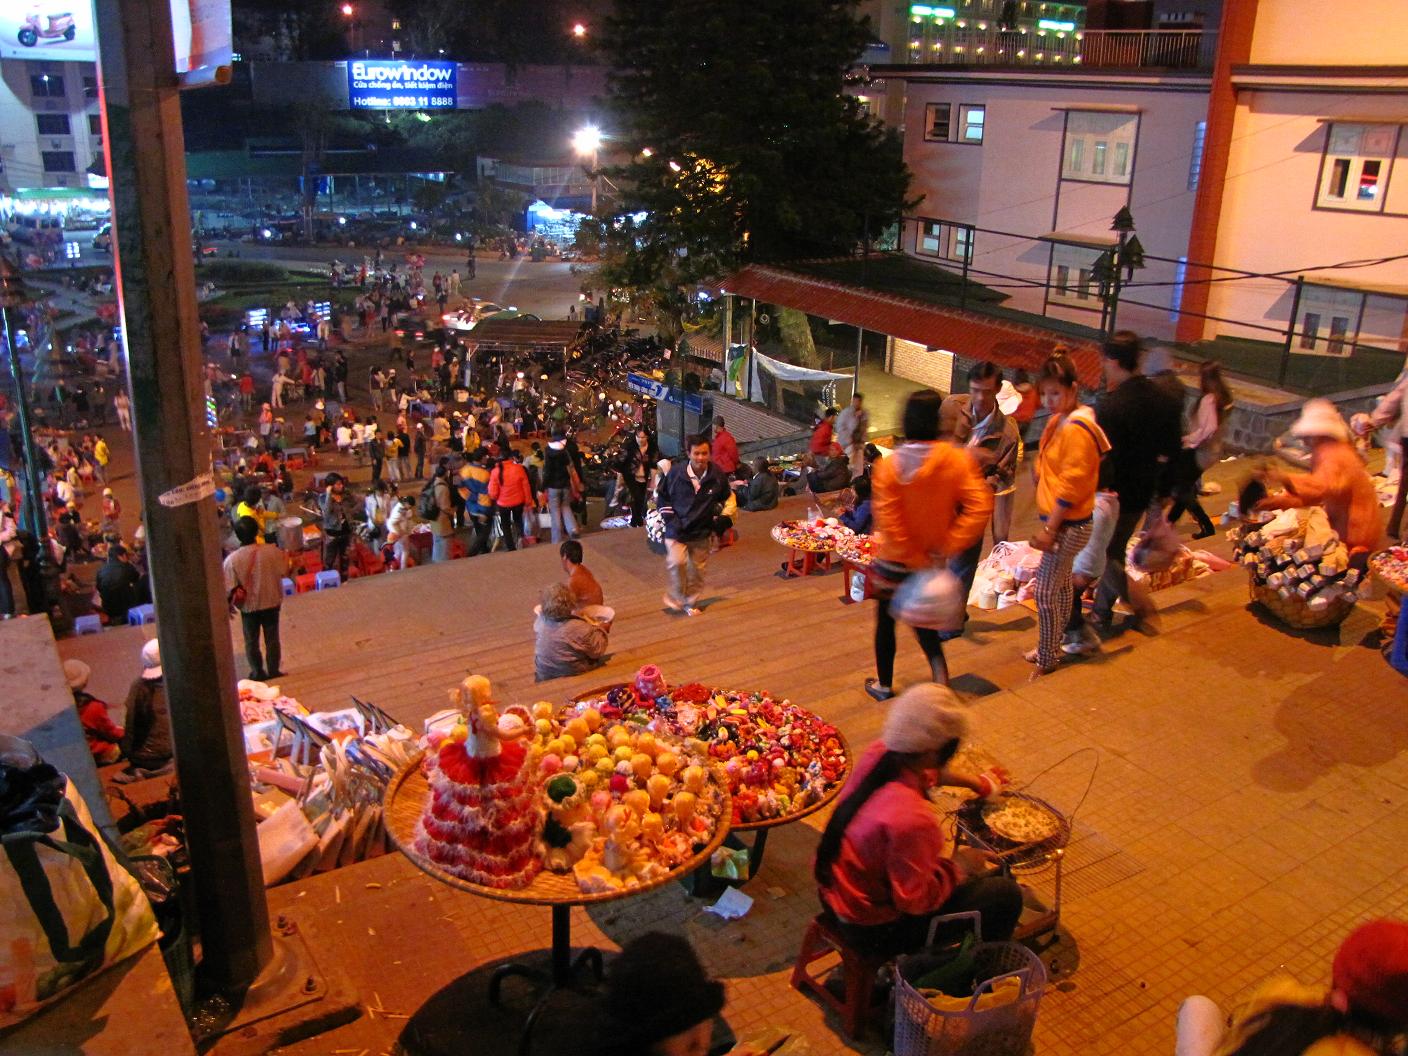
top-left (867, 390), bottom-right (993, 699)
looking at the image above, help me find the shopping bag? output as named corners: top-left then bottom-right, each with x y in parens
top-left (890, 567), bottom-right (965, 632)
top-left (0, 737), bottom-right (158, 1028)
top-left (1130, 512), bottom-right (1181, 573)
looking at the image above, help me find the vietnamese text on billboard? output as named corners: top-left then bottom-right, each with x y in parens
top-left (347, 60), bottom-right (457, 111)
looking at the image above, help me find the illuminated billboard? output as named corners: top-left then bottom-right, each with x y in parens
top-left (347, 60), bottom-right (457, 111)
top-left (0, 1), bottom-right (230, 83)
top-left (0, 2), bottom-right (95, 62)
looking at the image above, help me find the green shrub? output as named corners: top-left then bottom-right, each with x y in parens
top-left (196, 260), bottom-right (288, 285)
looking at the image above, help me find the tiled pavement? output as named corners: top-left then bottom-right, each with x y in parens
top-left (60, 486), bottom-right (1408, 1056)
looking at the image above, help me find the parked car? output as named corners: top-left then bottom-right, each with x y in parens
top-left (441, 301), bottom-right (520, 332)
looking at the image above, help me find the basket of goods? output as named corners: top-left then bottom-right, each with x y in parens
top-left (569, 667), bottom-right (850, 829)
top-left (1369, 546), bottom-right (1408, 595)
top-left (770, 518), bottom-right (855, 553)
top-left (1232, 507), bottom-right (1361, 630)
top-left (893, 912), bottom-right (1048, 1056)
top-left (387, 675), bottom-right (729, 898)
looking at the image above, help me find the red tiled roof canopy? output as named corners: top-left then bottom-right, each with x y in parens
top-left (464, 319), bottom-right (584, 349)
top-left (721, 264), bottom-right (1104, 388)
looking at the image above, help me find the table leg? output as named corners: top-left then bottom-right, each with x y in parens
top-left (746, 828), bottom-right (770, 879)
top-left (493, 905), bottom-right (605, 1056)
top-left (550, 904), bottom-right (573, 987)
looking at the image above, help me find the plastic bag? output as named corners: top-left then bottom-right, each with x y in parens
top-left (0, 737), bottom-right (158, 1028)
top-left (1131, 513), bottom-right (1180, 574)
top-left (890, 567), bottom-right (965, 632)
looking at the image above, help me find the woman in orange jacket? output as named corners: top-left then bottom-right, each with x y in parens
top-left (1029, 354), bottom-right (1109, 677)
top-left (867, 389), bottom-right (992, 698)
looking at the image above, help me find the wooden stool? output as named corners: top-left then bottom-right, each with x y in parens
top-left (790, 914), bottom-right (889, 1041)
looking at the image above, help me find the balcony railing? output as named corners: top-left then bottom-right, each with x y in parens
top-left (903, 28), bottom-right (1208, 70)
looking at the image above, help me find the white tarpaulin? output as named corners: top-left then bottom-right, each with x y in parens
top-left (747, 349), bottom-right (855, 405)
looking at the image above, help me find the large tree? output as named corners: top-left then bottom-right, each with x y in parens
top-left (595, 0), bottom-right (912, 334)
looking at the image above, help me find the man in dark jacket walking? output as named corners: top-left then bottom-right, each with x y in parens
top-left (655, 435), bottom-right (731, 616)
top-left (1090, 331), bottom-right (1183, 633)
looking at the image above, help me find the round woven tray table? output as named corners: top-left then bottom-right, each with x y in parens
top-left (770, 520), bottom-right (854, 554)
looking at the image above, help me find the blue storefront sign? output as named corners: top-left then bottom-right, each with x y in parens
top-left (347, 60), bottom-right (457, 110)
top-left (626, 373), bottom-right (703, 413)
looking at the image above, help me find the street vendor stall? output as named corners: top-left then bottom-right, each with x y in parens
top-left (385, 674), bottom-right (734, 1050)
top-left (568, 667), bottom-right (852, 885)
top-left (771, 518), bottom-right (855, 578)
top-left (1231, 506), bottom-right (1364, 630)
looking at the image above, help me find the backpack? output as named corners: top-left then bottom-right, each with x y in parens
top-left (417, 481), bottom-right (440, 520)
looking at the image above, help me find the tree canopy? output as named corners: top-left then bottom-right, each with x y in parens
top-left (593, 0), bottom-right (913, 310)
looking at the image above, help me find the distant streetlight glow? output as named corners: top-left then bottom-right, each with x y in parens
top-left (572, 125), bottom-right (602, 156)
top-left (340, 3), bottom-right (353, 15)
top-left (571, 22), bottom-right (587, 38)
top-left (668, 160), bottom-right (682, 172)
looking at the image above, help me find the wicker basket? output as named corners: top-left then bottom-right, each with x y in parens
top-left (892, 913), bottom-right (1047, 1056)
top-left (1249, 576), bottom-right (1355, 630)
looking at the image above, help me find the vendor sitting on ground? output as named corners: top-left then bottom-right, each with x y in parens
top-left (806, 443), bottom-right (853, 496)
top-left (839, 477), bottom-right (873, 534)
top-left (118, 638), bottom-right (173, 779)
top-left (561, 539), bottom-right (604, 610)
top-left (814, 682), bottom-right (1022, 957)
top-left (1176, 918), bottom-right (1408, 1056)
top-left (65, 659), bottom-right (124, 764)
top-left (1256, 399), bottom-right (1384, 565)
top-left (534, 583), bottom-right (609, 682)
top-left (739, 457), bottom-right (779, 512)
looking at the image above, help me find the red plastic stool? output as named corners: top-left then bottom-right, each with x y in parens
top-left (719, 527), bottom-right (739, 547)
top-left (783, 548), bottom-right (833, 578)
top-left (294, 573), bottom-right (318, 594)
top-left (790, 914), bottom-right (890, 1041)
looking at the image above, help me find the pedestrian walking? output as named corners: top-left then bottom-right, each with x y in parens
top-left (114, 390), bottom-right (132, 431)
top-left (320, 474), bottom-right (356, 576)
top-left (865, 389), bottom-right (991, 698)
top-left (835, 392), bottom-right (871, 479)
top-left (1089, 332), bottom-right (1183, 635)
top-left (428, 464), bottom-right (455, 563)
top-left (655, 435), bottom-right (732, 617)
top-left (223, 516), bottom-right (287, 680)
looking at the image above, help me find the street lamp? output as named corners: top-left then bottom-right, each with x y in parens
top-left (572, 124), bottom-right (602, 213)
top-left (0, 253), bottom-right (59, 620)
top-left (571, 22), bottom-right (587, 38)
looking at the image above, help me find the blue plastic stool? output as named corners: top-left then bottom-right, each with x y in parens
top-left (74, 614), bottom-right (103, 635)
top-left (281, 577), bottom-right (295, 597)
top-left (127, 603), bottom-right (156, 626)
top-left (314, 569), bottom-right (341, 590)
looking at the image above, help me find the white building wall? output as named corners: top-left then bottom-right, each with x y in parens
top-left (0, 59), bottom-right (103, 193)
top-left (1203, 90), bottom-right (1408, 353)
top-left (900, 75), bottom-right (1210, 341)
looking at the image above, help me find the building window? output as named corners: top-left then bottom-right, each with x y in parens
top-left (1048, 242), bottom-right (1105, 308)
top-left (1317, 122), bottom-right (1398, 212)
top-left (1187, 120), bottom-right (1206, 191)
top-left (88, 113), bottom-right (102, 136)
top-left (30, 74), bottom-right (65, 98)
top-left (924, 103), bottom-right (951, 141)
top-left (35, 114), bottom-right (70, 136)
top-left (960, 104), bottom-right (985, 143)
top-left (1061, 110), bottom-right (1137, 184)
top-left (1299, 312), bottom-right (1320, 350)
top-left (82, 75), bottom-right (97, 100)
top-left (917, 220), bottom-right (974, 261)
top-left (390, 18), bottom-right (401, 29)
top-left (41, 151), bottom-right (76, 173)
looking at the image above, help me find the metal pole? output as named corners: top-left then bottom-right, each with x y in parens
top-left (95, 0), bottom-right (272, 991)
top-left (1, 295), bottom-right (44, 539)
top-left (721, 294), bottom-right (734, 394)
top-left (1278, 276), bottom-right (1305, 391)
top-left (959, 224), bottom-right (971, 312)
top-left (746, 298), bottom-right (757, 402)
top-left (854, 326), bottom-right (863, 393)
top-left (591, 148), bottom-right (599, 214)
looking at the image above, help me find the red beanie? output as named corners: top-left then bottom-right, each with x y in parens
top-left (1331, 919), bottom-right (1408, 1026)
